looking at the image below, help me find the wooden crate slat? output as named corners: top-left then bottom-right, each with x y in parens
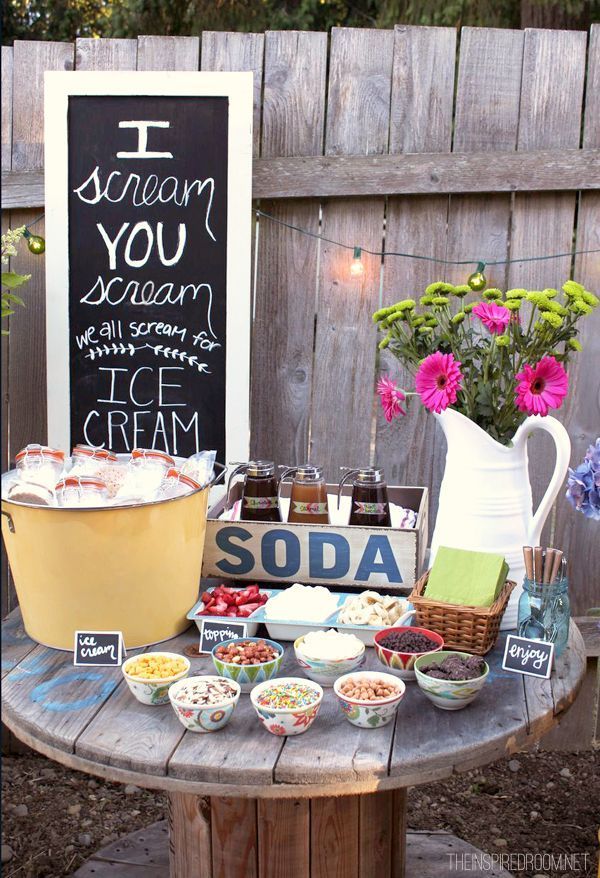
top-left (75, 37), bottom-right (137, 70)
top-left (310, 795), bottom-right (360, 878)
top-left (375, 25), bottom-right (456, 508)
top-left (168, 794), bottom-right (212, 878)
top-left (311, 27), bottom-right (394, 479)
top-left (251, 30), bottom-right (327, 464)
top-left (136, 35), bottom-right (200, 71)
top-left (552, 25), bottom-right (600, 615)
top-left (210, 796), bottom-right (258, 878)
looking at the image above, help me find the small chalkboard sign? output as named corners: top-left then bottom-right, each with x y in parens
top-left (45, 71), bottom-right (252, 463)
top-left (502, 634), bottom-right (554, 679)
top-left (74, 630), bottom-right (124, 666)
top-left (199, 619), bottom-right (247, 654)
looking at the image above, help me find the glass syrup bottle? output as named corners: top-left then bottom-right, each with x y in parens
top-left (279, 465), bottom-right (330, 524)
top-left (227, 461), bottom-right (281, 522)
top-left (338, 467), bottom-right (391, 527)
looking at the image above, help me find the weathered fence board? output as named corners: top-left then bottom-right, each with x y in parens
top-left (312, 27), bottom-right (394, 478)
top-left (252, 30), bottom-right (327, 465)
top-left (376, 24), bottom-right (456, 511)
top-left (1, 28), bottom-right (599, 616)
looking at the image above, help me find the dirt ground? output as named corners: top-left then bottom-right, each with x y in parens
top-left (1, 748), bottom-right (598, 878)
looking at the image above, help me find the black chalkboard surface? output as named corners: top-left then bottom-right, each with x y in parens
top-left (502, 634), bottom-right (554, 679)
top-left (67, 95), bottom-right (228, 459)
top-left (74, 630), bottom-right (124, 666)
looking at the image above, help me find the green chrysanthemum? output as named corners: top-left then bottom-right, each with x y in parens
top-left (451, 312), bottom-right (466, 324)
top-left (542, 288), bottom-right (558, 299)
top-left (503, 299), bottom-right (522, 311)
top-left (417, 326), bottom-right (433, 335)
top-left (563, 280), bottom-right (585, 299)
top-left (372, 306), bottom-right (394, 322)
top-left (410, 316), bottom-right (425, 328)
top-left (540, 311), bottom-right (563, 328)
top-left (432, 296), bottom-right (450, 306)
top-left (495, 335), bottom-right (510, 347)
top-left (424, 315), bottom-right (439, 326)
top-left (378, 333), bottom-right (392, 350)
top-left (420, 295), bottom-right (434, 306)
top-left (463, 302), bottom-right (476, 314)
top-left (506, 288), bottom-right (528, 299)
top-left (482, 288), bottom-right (502, 301)
top-left (452, 284), bottom-right (472, 297)
top-left (546, 300), bottom-right (568, 316)
top-left (569, 299), bottom-right (593, 315)
top-left (568, 338), bottom-right (583, 352)
top-left (425, 281), bottom-right (453, 296)
top-left (526, 291), bottom-right (551, 310)
top-left (393, 299), bottom-right (416, 311)
top-left (581, 290), bottom-right (599, 307)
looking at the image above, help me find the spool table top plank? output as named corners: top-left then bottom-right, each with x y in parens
top-left (0, 610), bottom-right (586, 799)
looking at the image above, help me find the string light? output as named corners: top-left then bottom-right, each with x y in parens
top-left (468, 262), bottom-right (487, 291)
top-left (23, 229), bottom-right (45, 255)
top-left (254, 209), bottom-right (600, 287)
top-left (350, 246), bottom-right (364, 278)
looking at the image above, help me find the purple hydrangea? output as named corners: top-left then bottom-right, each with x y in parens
top-left (566, 438), bottom-right (600, 521)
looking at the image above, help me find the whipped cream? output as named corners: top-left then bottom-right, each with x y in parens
top-left (300, 629), bottom-right (363, 661)
top-left (264, 583), bottom-right (338, 622)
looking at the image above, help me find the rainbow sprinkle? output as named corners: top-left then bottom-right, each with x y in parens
top-left (257, 682), bottom-right (318, 710)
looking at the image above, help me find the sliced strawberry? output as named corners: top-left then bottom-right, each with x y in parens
top-left (237, 603), bottom-right (261, 617)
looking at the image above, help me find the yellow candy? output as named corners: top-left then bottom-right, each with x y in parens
top-left (125, 654), bottom-right (186, 679)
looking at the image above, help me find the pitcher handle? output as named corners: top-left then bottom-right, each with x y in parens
top-left (512, 415), bottom-right (571, 547)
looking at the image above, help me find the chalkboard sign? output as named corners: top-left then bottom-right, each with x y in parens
top-left (74, 630), bottom-right (124, 666)
top-left (45, 72), bottom-right (253, 462)
top-left (199, 619), bottom-right (247, 654)
top-left (502, 634), bottom-right (554, 679)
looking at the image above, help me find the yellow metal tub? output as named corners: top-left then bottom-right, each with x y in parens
top-left (1, 465), bottom-right (223, 650)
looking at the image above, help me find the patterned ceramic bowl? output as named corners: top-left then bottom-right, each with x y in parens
top-left (414, 652), bottom-right (489, 710)
top-left (374, 626), bottom-right (444, 681)
top-left (333, 671), bottom-right (406, 729)
top-left (293, 634), bottom-right (366, 687)
top-left (168, 675), bottom-right (241, 732)
top-left (211, 638), bottom-right (284, 693)
top-left (122, 652), bottom-right (190, 705)
top-left (250, 677), bottom-right (324, 736)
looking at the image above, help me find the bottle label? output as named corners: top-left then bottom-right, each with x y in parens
top-left (354, 501), bottom-right (388, 516)
top-left (291, 501), bottom-right (328, 515)
top-left (243, 496), bottom-right (279, 510)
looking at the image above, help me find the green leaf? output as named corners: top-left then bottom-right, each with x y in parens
top-left (2, 271), bottom-right (31, 289)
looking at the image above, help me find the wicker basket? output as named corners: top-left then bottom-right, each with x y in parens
top-left (409, 571), bottom-right (517, 655)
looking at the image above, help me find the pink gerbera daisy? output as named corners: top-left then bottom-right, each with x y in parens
top-left (515, 356), bottom-right (569, 416)
top-left (472, 301), bottom-right (511, 335)
top-left (415, 352), bottom-right (463, 413)
top-left (376, 376), bottom-right (406, 422)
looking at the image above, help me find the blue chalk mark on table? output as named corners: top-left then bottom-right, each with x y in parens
top-left (30, 672), bottom-right (116, 712)
top-left (9, 655), bottom-right (56, 681)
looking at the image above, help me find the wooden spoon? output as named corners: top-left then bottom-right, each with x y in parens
top-left (534, 546), bottom-right (543, 583)
top-left (543, 548), bottom-right (555, 584)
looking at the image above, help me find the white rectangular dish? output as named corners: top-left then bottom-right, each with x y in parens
top-left (187, 586), bottom-right (279, 638)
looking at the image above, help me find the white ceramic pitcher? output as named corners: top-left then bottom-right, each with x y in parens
top-left (429, 408), bottom-right (571, 630)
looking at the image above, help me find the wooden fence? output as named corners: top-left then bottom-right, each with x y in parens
top-left (1, 27), bottom-right (599, 617)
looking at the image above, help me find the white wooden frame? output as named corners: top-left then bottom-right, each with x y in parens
top-left (44, 71), bottom-right (253, 463)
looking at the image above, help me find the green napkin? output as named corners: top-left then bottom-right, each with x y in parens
top-left (425, 546), bottom-right (508, 608)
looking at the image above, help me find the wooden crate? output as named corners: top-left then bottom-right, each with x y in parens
top-left (201, 483), bottom-right (428, 592)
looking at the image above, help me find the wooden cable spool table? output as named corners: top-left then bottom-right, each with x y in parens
top-left (1, 610), bottom-right (586, 878)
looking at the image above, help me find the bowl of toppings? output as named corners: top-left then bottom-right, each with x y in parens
top-left (258, 583), bottom-right (342, 641)
top-left (250, 678), bottom-right (323, 736)
top-left (211, 638), bottom-right (284, 693)
top-left (336, 591), bottom-right (413, 645)
top-left (294, 629), bottom-right (365, 686)
top-left (122, 652), bottom-right (190, 705)
top-left (333, 671), bottom-right (406, 728)
top-left (374, 626), bottom-right (444, 680)
top-left (414, 652), bottom-right (489, 710)
top-left (169, 675), bottom-right (241, 732)
top-left (188, 584), bottom-right (272, 637)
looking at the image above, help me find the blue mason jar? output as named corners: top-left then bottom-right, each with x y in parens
top-left (517, 577), bottom-right (570, 657)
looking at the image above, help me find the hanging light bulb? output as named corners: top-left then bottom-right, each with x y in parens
top-left (468, 261), bottom-right (486, 291)
top-left (23, 228), bottom-right (45, 255)
top-left (350, 246), bottom-right (364, 278)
